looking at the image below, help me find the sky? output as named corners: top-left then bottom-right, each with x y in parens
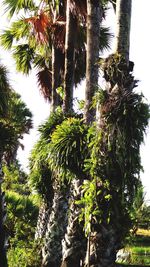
top-left (0, 0), bottom-right (150, 201)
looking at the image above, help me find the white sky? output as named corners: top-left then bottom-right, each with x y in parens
top-left (0, 0), bottom-right (150, 201)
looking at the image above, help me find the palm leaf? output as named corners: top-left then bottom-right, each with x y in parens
top-left (0, 64), bottom-right (10, 116)
top-left (36, 68), bottom-right (52, 101)
top-left (50, 118), bottom-right (88, 176)
top-left (0, 30), bottom-right (14, 50)
top-left (13, 44), bottom-right (34, 74)
top-left (99, 26), bottom-right (113, 53)
top-left (2, 0), bottom-right (36, 18)
top-left (25, 11), bottom-right (51, 43)
top-left (1, 19), bottom-right (30, 50)
top-left (70, 0), bottom-right (87, 21)
top-left (38, 110), bottom-right (64, 139)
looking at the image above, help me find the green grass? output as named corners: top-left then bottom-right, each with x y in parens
top-left (116, 229), bottom-right (150, 266)
top-left (128, 246), bottom-right (150, 254)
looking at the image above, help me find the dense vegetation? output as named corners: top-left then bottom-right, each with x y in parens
top-left (0, 0), bottom-right (149, 267)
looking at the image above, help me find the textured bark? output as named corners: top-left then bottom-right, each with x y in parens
top-left (85, 225), bottom-right (120, 267)
top-left (42, 181), bottom-right (69, 267)
top-left (61, 179), bottom-right (86, 267)
top-left (51, 46), bottom-right (63, 112)
top-left (84, 0), bottom-right (102, 124)
top-left (63, 0), bottom-right (77, 113)
top-left (0, 162), bottom-right (7, 267)
top-left (115, 0), bottom-right (132, 63)
top-left (35, 202), bottom-right (52, 240)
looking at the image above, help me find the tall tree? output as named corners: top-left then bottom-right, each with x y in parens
top-left (82, 1), bottom-right (149, 266)
top-left (0, 63), bottom-right (11, 267)
top-left (0, 61), bottom-right (32, 267)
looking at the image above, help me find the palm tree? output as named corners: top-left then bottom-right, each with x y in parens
top-left (47, 117), bottom-right (88, 267)
top-left (0, 1), bottom-right (112, 266)
top-left (83, 0), bottom-right (149, 266)
top-left (0, 61), bottom-right (33, 266)
top-left (0, 63), bottom-right (11, 267)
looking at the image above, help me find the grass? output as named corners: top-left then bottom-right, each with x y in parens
top-left (128, 246), bottom-right (150, 254)
top-left (116, 229), bottom-right (150, 266)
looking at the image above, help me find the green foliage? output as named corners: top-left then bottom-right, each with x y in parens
top-left (29, 138), bottom-right (53, 199)
top-left (7, 243), bottom-right (41, 267)
top-left (77, 178), bottom-right (101, 235)
top-left (4, 188), bottom-right (40, 266)
top-left (78, 76), bottom-right (149, 238)
top-left (29, 111), bottom-right (65, 198)
top-left (130, 185), bottom-right (150, 231)
top-left (1, 19), bottom-right (30, 49)
top-left (50, 117), bottom-right (88, 177)
top-left (0, 90), bottom-right (32, 162)
top-left (13, 44), bottom-right (35, 74)
top-left (29, 113), bottom-right (87, 195)
top-left (5, 191), bottom-right (39, 242)
top-left (38, 110), bottom-right (64, 140)
top-left (0, 63), bottom-right (10, 116)
top-left (2, 162), bottom-right (29, 194)
top-left (99, 26), bottom-right (113, 53)
top-left (0, 64), bottom-right (32, 160)
top-left (8, 91), bottom-right (32, 135)
top-left (3, 0), bottom-right (36, 18)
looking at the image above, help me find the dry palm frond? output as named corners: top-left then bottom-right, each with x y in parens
top-left (70, 0), bottom-right (87, 21)
top-left (36, 68), bottom-right (52, 101)
top-left (25, 11), bottom-right (51, 43)
top-left (51, 15), bottom-right (66, 50)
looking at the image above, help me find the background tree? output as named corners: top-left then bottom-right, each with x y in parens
top-left (0, 60), bottom-right (32, 267)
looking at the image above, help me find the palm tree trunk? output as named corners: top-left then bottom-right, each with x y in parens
top-left (115, 0), bottom-right (132, 63)
top-left (0, 162), bottom-right (7, 267)
top-left (42, 180), bottom-right (69, 267)
top-left (35, 202), bottom-right (52, 240)
top-left (85, 225), bottom-right (120, 267)
top-left (51, 46), bottom-right (63, 112)
top-left (87, 1), bottom-right (134, 265)
top-left (63, 0), bottom-right (77, 113)
top-left (84, 0), bottom-right (102, 124)
top-left (61, 179), bottom-right (86, 267)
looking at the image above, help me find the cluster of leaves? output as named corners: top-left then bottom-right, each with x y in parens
top-left (49, 117), bottom-right (88, 176)
top-left (2, 162), bottom-right (29, 194)
top-left (29, 111), bottom-right (88, 196)
top-left (29, 110), bottom-right (65, 198)
top-left (2, 163), bottom-right (41, 267)
top-left (0, 89), bottom-right (32, 162)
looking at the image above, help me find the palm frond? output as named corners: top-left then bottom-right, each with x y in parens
top-left (51, 16), bottom-right (66, 49)
top-left (10, 18), bottom-right (31, 40)
top-left (2, 0), bottom-right (36, 18)
top-left (33, 54), bottom-right (48, 69)
top-left (13, 44), bottom-right (34, 74)
top-left (25, 11), bottom-right (51, 43)
top-left (8, 91), bottom-right (33, 135)
top-left (50, 118), bottom-right (88, 176)
top-left (38, 110), bottom-right (64, 139)
top-left (70, 0), bottom-right (87, 21)
top-left (36, 68), bottom-right (52, 101)
top-left (0, 30), bottom-right (14, 50)
top-left (0, 64), bottom-right (10, 116)
top-left (99, 26), bottom-right (113, 53)
top-left (1, 19), bottom-right (30, 49)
